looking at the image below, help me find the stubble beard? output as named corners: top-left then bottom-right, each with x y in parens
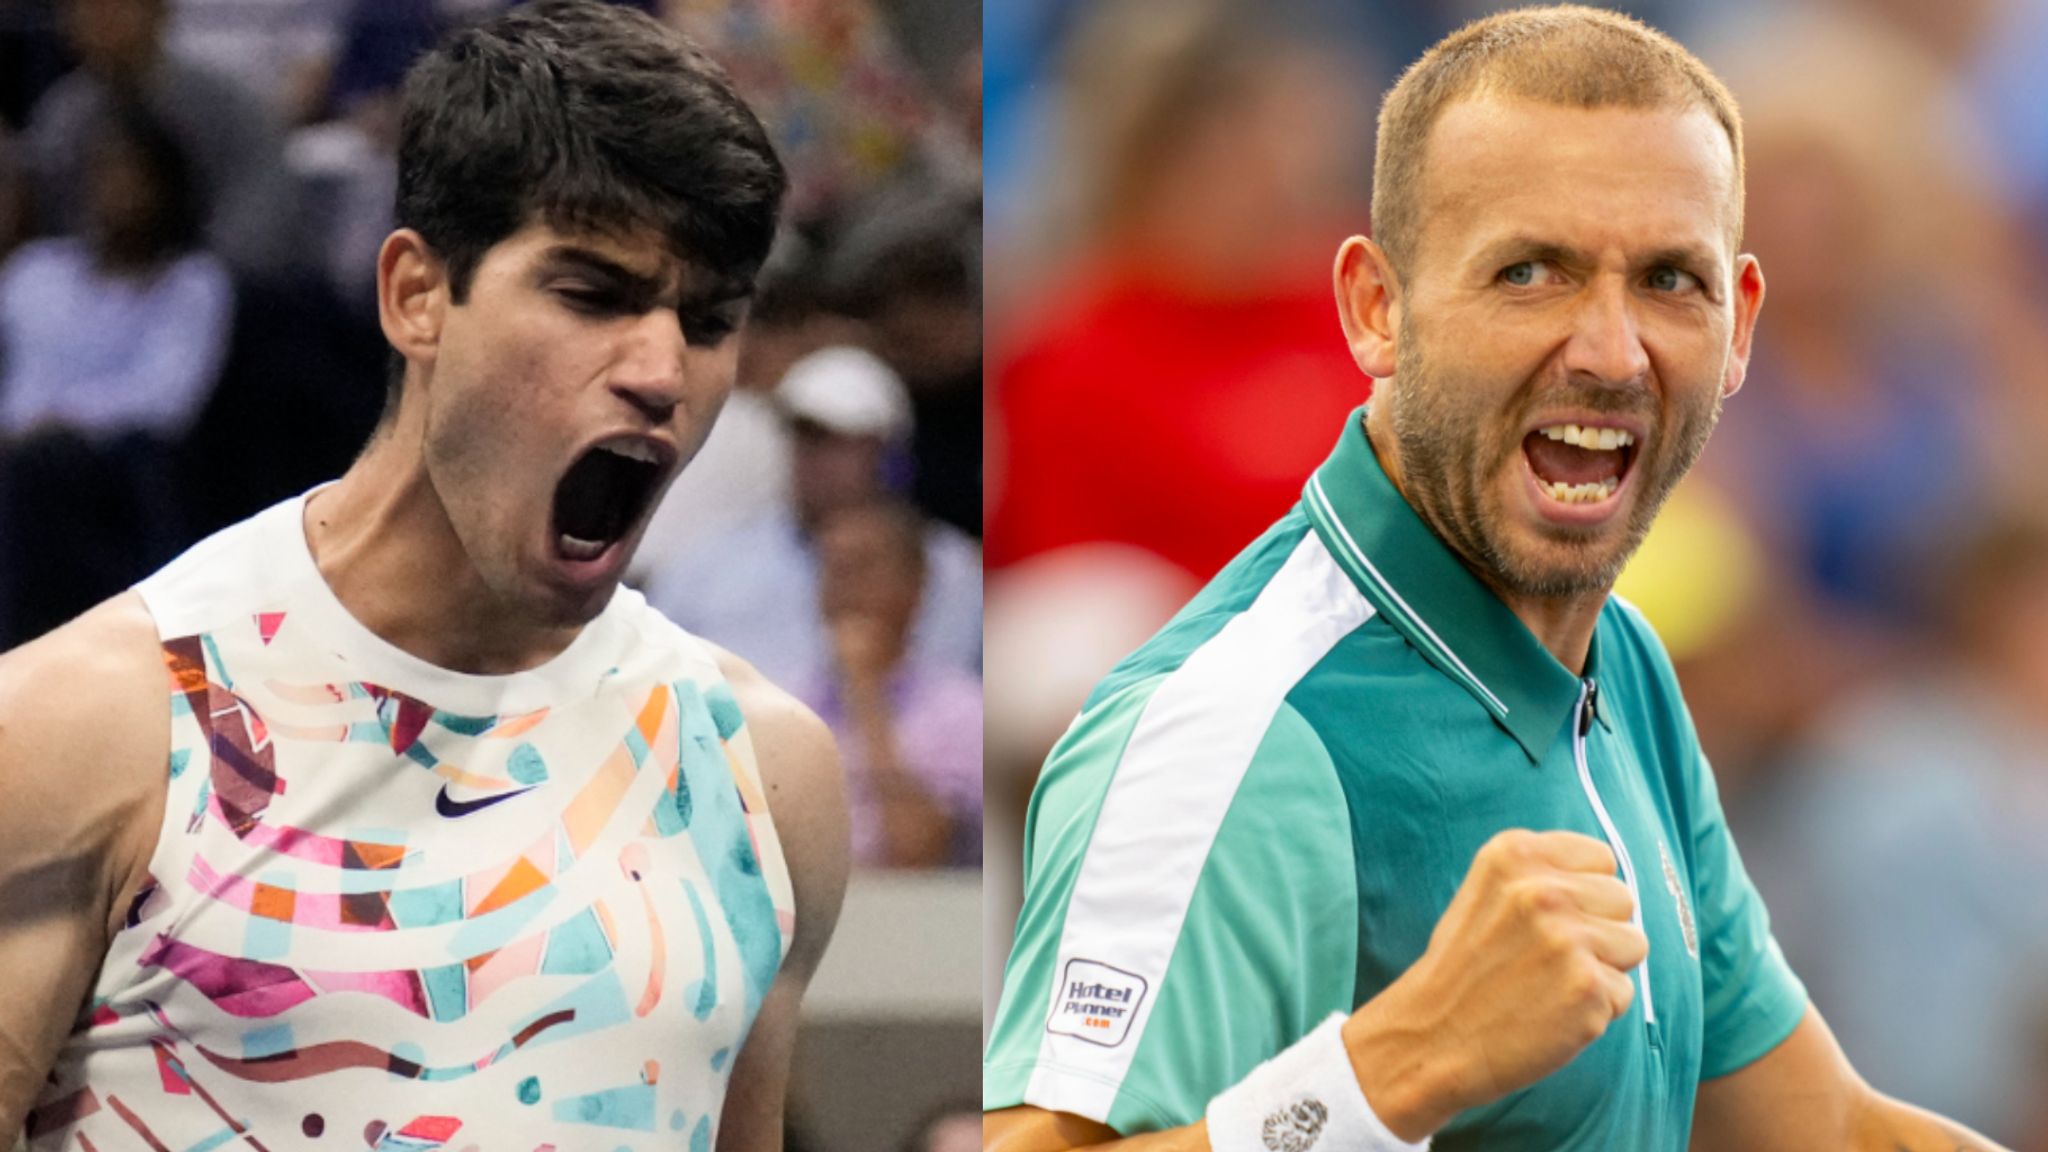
top-left (1385, 326), bottom-right (1724, 603)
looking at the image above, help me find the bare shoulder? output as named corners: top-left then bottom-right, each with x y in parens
top-left (0, 595), bottom-right (170, 1128)
top-left (0, 592), bottom-right (170, 782)
top-left (706, 643), bottom-right (850, 977)
top-left (0, 593), bottom-right (172, 935)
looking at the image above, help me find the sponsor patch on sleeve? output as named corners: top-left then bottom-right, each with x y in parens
top-left (1046, 958), bottom-right (1150, 1048)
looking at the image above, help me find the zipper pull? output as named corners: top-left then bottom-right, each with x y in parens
top-left (1578, 679), bottom-right (1598, 738)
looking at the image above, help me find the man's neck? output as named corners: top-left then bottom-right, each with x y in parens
top-left (304, 424), bottom-right (585, 676)
top-left (1487, 586), bottom-right (1602, 677)
top-left (1365, 414), bottom-right (1606, 676)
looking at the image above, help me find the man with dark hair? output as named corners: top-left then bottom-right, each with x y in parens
top-left (986, 6), bottom-right (2007, 1152)
top-left (0, 3), bottom-right (848, 1149)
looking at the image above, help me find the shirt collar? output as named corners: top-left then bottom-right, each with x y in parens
top-left (1301, 406), bottom-right (1604, 763)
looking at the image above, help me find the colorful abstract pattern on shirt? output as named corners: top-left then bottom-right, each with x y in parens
top-left (26, 608), bottom-right (794, 1152)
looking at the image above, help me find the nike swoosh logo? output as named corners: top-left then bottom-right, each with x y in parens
top-left (435, 784), bottom-right (539, 819)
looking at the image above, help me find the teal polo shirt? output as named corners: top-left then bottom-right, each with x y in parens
top-left (985, 408), bottom-right (1807, 1150)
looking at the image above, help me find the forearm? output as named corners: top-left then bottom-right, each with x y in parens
top-left (1853, 1090), bottom-right (2011, 1152)
top-left (984, 1107), bottom-right (1215, 1152)
top-left (988, 1010), bottom-right (1445, 1152)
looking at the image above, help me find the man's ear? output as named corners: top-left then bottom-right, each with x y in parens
top-left (1722, 253), bottom-right (1765, 399)
top-left (1334, 235), bottom-right (1400, 381)
top-left (378, 229), bottom-right (450, 376)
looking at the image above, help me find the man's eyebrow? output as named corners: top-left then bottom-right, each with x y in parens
top-left (536, 245), bottom-right (666, 294)
top-left (1468, 236), bottom-right (1726, 275)
top-left (1641, 245), bottom-right (1724, 275)
top-left (1469, 236), bottom-right (1585, 271)
top-left (538, 245), bottom-right (754, 308)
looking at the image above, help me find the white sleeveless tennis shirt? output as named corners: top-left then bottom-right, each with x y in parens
top-left (24, 493), bottom-right (795, 1151)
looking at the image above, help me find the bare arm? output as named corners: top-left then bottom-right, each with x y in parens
top-left (710, 648), bottom-right (851, 1152)
top-left (1690, 1005), bottom-right (2008, 1152)
top-left (0, 595), bottom-right (168, 1137)
top-left (985, 1107), bottom-right (1212, 1152)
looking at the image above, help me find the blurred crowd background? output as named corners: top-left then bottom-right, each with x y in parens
top-left (984, 0), bottom-right (2048, 1147)
top-left (0, 0), bottom-right (979, 1148)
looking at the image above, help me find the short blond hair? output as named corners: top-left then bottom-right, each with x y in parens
top-left (1373, 5), bottom-right (1744, 277)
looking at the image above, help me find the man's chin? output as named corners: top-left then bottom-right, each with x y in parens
top-left (523, 567), bottom-right (618, 630)
top-left (1483, 532), bottom-right (1635, 603)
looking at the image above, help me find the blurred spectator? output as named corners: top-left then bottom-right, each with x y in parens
top-left (826, 182), bottom-right (982, 537)
top-left (23, 0), bottom-right (300, 278)
top-left (1729, 512), bottom-right (2048, 1146)
top-left (1972, 0), bottom-right (2048, 257)
top-left (284, 0), bottom-right (443, 312)
top-left (647, 344), bottom-right (981, 689)
top-left (802, 501), bottom-right (982, 869)
top-left (943, 45), bottom-right (981, 187)
top-left (0, 97), bottom-right (231, 639)
top-left (1, 0), bottom-right (71, 130)
top-left (1696, 6), bottom-right (2001, 640)
top-left (986, 0), bottom-right (1374, 582)
top-left (163, 0), bottom-right (494, 126)
top-left (0, 124), bottom-right (26, 261)
top-left (0, 98), bottom-right (229, 442)
top-left (1708, 133), bottom-right (1986, 622)
top-left (667, 0), bottom-right (952, 222)
top-left (164, 0), bottom-right (349, 125)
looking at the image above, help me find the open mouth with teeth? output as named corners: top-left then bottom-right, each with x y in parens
top-left (552, 440), bottom-right (665, 564)
top-left (1523, 423), bottom-right (1637, 507)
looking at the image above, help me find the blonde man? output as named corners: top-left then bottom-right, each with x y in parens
top-left (985, 7), bottom-right (2006, 1151)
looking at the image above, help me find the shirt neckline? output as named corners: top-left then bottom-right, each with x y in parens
top-left (268, 486), bottom-right (631, 714)
top-left (1300, 407), bottom-right (1600, 762)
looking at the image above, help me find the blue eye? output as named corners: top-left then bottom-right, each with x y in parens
top-left (1502, 262), bottom-right (1537, 286)
top-left (1648, 266), bottom-right (1699, 293)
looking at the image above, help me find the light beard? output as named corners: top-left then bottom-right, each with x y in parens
top-left (1384, 330), bottom-right (1723, 603)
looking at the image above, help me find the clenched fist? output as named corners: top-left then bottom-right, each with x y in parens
top-left (1340, 829), bottom-right (1647, 1142)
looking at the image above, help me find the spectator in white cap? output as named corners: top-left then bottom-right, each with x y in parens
top-left (647, 343), bottom-right (983, 695)
top-left (782, 344), bottom-right (916, 525)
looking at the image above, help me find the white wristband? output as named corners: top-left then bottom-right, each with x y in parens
top-left (1205, 1013), bottom-right (1430, 1152)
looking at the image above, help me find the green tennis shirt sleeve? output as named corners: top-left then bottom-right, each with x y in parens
top-left (1690, 747), bottom-right (1809, 1079)
top-left (983, 677), bottom-right (1361, 1134)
